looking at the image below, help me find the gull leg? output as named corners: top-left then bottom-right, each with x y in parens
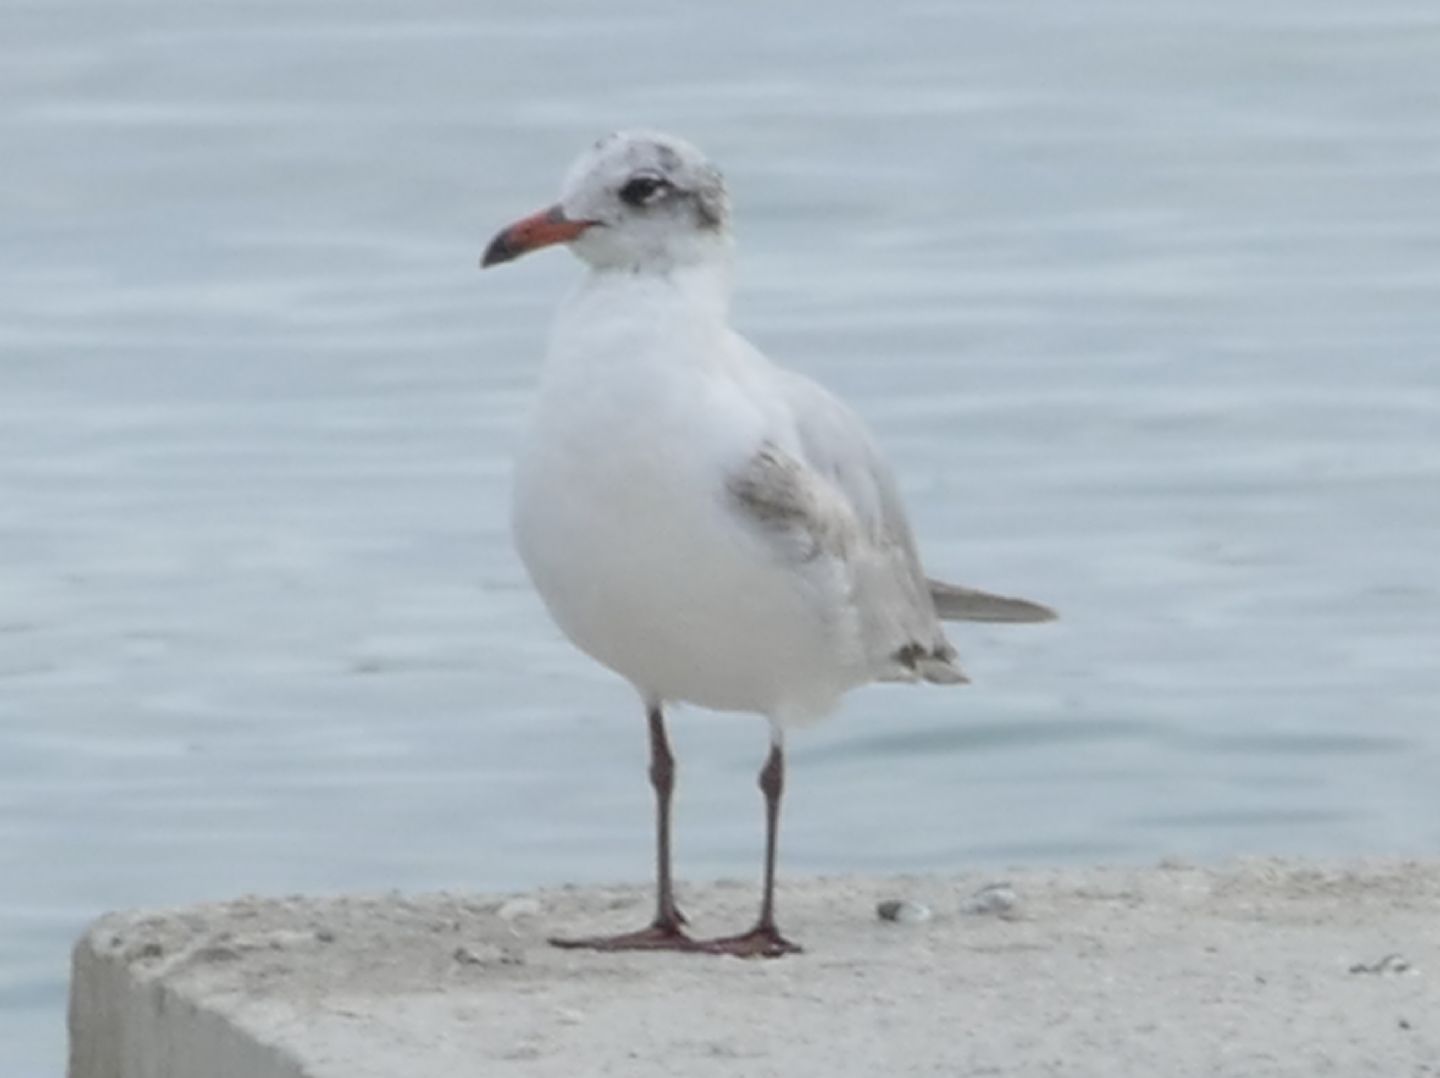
top-left (696, 730), bottom-right (803, 958)
top-left (550, 704), bottom-right (696, 952)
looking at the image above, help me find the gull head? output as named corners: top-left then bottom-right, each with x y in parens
top-left (482, 130), bottom-right (730, 273)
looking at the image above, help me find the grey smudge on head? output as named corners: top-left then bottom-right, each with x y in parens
top-left (691, 165), bottom-right (729, 230)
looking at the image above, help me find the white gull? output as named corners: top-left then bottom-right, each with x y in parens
top-left (482, 130), bottom-right (1054, 957)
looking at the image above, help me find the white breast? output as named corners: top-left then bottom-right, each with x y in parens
top-left (511, 272), bottom-right (868, 722)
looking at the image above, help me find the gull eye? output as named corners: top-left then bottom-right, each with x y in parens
top-left (618, 174), bottom-right (668, 207)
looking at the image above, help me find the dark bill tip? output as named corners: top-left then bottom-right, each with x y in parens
top-left (480, 232), bottom-right (520, 268)
top-left (479, 204), bottom-right (595, 270)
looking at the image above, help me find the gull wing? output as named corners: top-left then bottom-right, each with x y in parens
top-left (775, 368), bottom-right (1054, 625)
top-left (724, 370), bottom-right (963, 684)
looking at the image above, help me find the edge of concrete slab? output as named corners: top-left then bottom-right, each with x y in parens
top-left (68, 859), bottom-right (1440, 1078)
top-left (69, 923), bottom-right (309, 1078)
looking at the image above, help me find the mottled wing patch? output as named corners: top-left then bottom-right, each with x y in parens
top-left (727, 443), bottom-right (840, 562)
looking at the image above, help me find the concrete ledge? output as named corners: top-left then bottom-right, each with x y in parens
top-left (69, 860), bottom-right (1439, 1077)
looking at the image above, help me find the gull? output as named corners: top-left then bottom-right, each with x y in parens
top-left (481, 131), bottom-right (1054, 958)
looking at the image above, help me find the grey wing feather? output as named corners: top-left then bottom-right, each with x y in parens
top-left (927, 579), bottom-right (1057, 623)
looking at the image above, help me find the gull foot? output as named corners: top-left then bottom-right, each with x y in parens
top-left (549, 920), bottom-right (697, 953)
top-left (695, 923), bottom-right (803, 959)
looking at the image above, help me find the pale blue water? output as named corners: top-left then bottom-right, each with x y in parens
top-left (4, 1), bottom-right (1440, 1073)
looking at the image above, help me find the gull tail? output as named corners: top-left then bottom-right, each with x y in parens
top-left (927, 579), bottom-right (1057, 624)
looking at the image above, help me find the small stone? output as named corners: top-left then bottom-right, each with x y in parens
top-left (315, 929), bottom-right (336, 944)
top-left (1399, 1017), bottom-right (1412, 1031)
top-left (256, 929), bottom-right (316, 951)
top-left (960, 882), bottom-right (1020, 919)
top-left (454, 943), bottom-right (525, 967)
top-left (454, 945), bottom-right (489, 965)
top-left (194, 944), bottom-right (242, 963)
top-left (876, 899), bottom-right (932, 924)
top-left (500, 1045), bottom-right (544, 1062)
top-left (1349, 953), bottom-right (1411, 975)
top-left (497, 897), bottom-right (542, 922)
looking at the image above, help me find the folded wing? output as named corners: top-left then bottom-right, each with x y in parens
top-left (774, 368), bottom-right (1055, 651)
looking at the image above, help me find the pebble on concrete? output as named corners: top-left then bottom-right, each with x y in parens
top-left (876, 899), bottom-right (933, 925)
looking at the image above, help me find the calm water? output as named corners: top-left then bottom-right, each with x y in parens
top-left (4, 1), bottom-right (1440, 1072)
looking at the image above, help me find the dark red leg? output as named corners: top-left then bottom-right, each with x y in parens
top-left (550, 704), bottom-right (697, 952)
top-left (696, 737), bottom-right (803, 958)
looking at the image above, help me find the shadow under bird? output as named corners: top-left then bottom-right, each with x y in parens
top-left (481, 130), bottom-right (1054, 958)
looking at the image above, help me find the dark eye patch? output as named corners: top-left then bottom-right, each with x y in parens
top-left (619, 174), bottom-right (670, 207)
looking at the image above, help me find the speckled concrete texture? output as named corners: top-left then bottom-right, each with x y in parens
top-left (68, 860), bottom-right (1440, 1078)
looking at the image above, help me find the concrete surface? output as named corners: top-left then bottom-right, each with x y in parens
top-left (68, 860), bottom-right (1440, 1077)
